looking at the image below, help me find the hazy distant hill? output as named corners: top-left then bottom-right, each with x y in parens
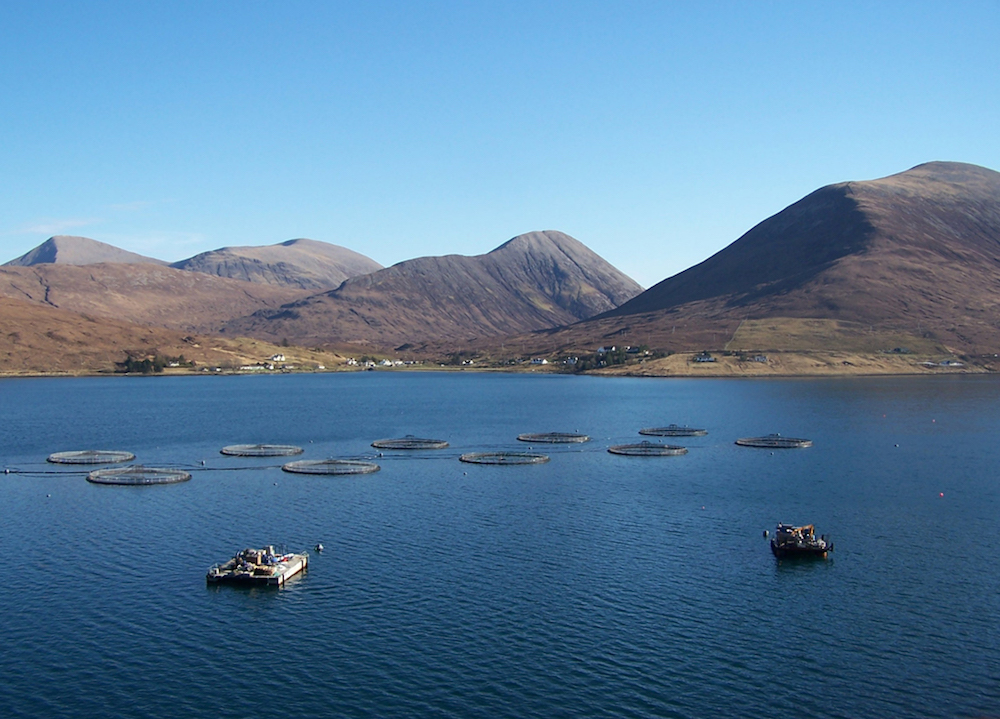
top-left (524, 161), bottom-right (1000, 355)
top-left (223, 231), bottom-right (643, 349)
top-left (5, 235), bottom-right (168, 267)
top-left (172, 238), bottom-right (383, 290)
top-left (0, 264), bottom-right (308, 333)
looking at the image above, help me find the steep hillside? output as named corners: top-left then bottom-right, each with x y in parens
top-left (223, 231), bottom-right (643, 349)
top-left (172, 238), bottom-right (383, 289)
top-left (538, 162), bottom-right (1000, 355)
top-left (0, 264), bottom-right (308, 333)
top-left (5, 236), bottom-right (167, 266)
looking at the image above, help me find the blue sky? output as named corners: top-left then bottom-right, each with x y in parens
top-left (1, 2), bottom-right (997, 288)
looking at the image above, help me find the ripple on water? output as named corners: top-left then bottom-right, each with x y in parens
top-left (3, 374), bottom-right (1000, 718)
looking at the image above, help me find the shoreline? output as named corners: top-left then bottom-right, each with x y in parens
top-left (0, 351), bottom-right (990, 381)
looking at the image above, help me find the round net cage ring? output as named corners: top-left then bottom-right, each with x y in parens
top-left (371, 436), bottom-right (450, 450)
top-left (459, 452), bottom-right (550, 465)
top-left (735, 434), bottom-right (813, 449)
top-left (608, 441), bottom-right (689, 456)
top-left (87, 466), bottom-right (191, 485)
top-left (47, 450), bottom-right (136, 465)
top-left (281, 459), bottom-right (381, 475)
top-left (516, 432), bottom-right (590, 444)
top-left (220, 444), bottom-right (304, 457)
top-left (639, 425), bottom-right (708, 437)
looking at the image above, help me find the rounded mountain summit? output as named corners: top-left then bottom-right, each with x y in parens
top-left (548, 161), bottom-right (1000, 355)
top-left (171, 238), bottom-right (384, 290)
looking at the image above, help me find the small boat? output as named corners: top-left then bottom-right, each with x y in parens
top-left (206, 545), bottom-right (308, 586)
top-left (770, 523), bottom-right (833, 558)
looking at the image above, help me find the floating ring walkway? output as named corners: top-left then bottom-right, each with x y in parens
top-left (371, 436), bottom-right (449, 450)
top-left (87, 466), bottom-right (191, 485)
top-left (516, 432), bottom-right (590, 444)
top-left (282, 459), bottom-right (381, 475)
top-left (221, 444), bottom-right (304, 457)
top-left (639, 425), bottom-right (707, 437)
top-left (735, 434), bottom-right (812, 449)
top-left (48, 450), bottom-right (135, 465)
top-left (608, 441), bottom-right (688, 457)
top-left (459, 452), bottom-right (550, 465)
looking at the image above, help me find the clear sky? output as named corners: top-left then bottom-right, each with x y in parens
top-left (1, 1), bottom-right (997, 288)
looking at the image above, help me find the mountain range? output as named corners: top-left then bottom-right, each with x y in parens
top-left (222, 231), bottom-right (643, 349)
top-left (2, 160), bottom-right (999, 374)
top-left (0, 230), bottom-right (643, 365)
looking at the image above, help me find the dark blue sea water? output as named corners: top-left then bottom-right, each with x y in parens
top-left (1, 372), bottom-right (998, 718)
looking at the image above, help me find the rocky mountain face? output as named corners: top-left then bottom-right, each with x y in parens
top-left (171, 238), bottom-right (383, 290)
top-left (223, 231), bottom-right (644, 349)
top-left (532, 162), bottom-right (1000, 355)
top-left (5, 235), bottom-right (168, 266)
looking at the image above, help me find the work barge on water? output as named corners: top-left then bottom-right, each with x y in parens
top-left (206, 546), bottom-right (308, 586)
top-left (770, 524), bottom-right (833, 558)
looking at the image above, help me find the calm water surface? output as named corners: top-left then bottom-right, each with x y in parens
top-left (1, 372), bottom-right (998, 718)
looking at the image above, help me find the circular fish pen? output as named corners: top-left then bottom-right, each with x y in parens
top-left (87, 466), bottom-right (191, 485)
top-left (371, 436), bottom-right (449, 450)
top-left (459, 452), bottom-right (550, 465)
top-left (735, 434), bottom-right (813, 449)
top-left (639, 425), bottom-right (708, 437)
top-left (47, 450), bottom-right (136, 465)
top-left (608, 441), bottom-right (688, 456)
top-left (516, 432), bottom-right (590, 444)
top-left (220, 444), bottom-right (304, 457)
top-left (282, 459), bottom-right (381, 475)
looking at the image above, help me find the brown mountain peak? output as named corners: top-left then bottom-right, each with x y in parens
top-left (5, 236), bottom-right (167, 267)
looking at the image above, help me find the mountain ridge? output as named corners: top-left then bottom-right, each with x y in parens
top-left (223, 230), bottom-right (644, 349)
top-left (170, 238), bottom-right (383, 289)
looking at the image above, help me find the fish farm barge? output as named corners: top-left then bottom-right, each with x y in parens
top-left (769, 524), bottom-right (833, 558)
top-left (207, 546), bottom-right (308, 586)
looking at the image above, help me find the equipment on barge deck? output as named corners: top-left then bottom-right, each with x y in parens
top-left (770, 523), bottom-right (833, 558)
top-left (206, 546), bottom-right (309, 586)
